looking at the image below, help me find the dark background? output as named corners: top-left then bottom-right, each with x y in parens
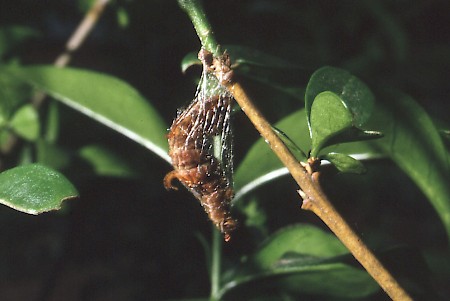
top-left (0, 0), bottom-right (449, 300)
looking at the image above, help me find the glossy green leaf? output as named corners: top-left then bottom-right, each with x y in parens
top-left (367, 92), bottom-right (450, 238)
top-left (310, 91), bottom-right (353, 156)
top-left (9, 104), bottom-right (40, 141)
top-left (322, 152), bottom-right (367, 174)
top-left (305, 66), bottom-right (375, 130)
top-left (13, 66), bottom-right (170, 162)
top-left (78, 144), bottom-right (137, 178)
top-left (220, 224), bottom-right (378, 299)
top-left (0, 164), bottom-right (78, 214)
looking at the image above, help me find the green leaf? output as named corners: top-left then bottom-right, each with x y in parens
top-left (367, 92), bottom-right (450, 239)
top-left (234, 109), bottom-right (382, 201)
top-left (78, 144), bottom-right (137, 178)
top-left (322, 127), bottom-right (383, 151)
top-left (13, 66), bottom-right (170, 162)
top-left (9, 104), bottom-right (40, 141)
top-left (250, 224), bottom-right (348, 267)
top-left (220, 225), bottom-right (378, 299)
top-left (322, 152), bottom-right (367, 174)
top-left (305, 66), bottom-right (375, 130)
top-left (310, 91), bottom-right (353, 156)
top-left (0, 164), bottom-right (78, 214)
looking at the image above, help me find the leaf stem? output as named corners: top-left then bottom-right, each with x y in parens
top-left (177, 0), bottom-right (220, 56)
top-left (179, 0), bottom-right (413, 300)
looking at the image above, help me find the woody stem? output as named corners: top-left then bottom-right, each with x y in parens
top-left (178, 0), bottom-right (413, 300)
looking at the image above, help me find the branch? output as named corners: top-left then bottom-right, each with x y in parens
top-left (179, 1), bottom-right (414, 300)
top-left (1, 0), bottom-right (111, 159)
top-left (33, 0), bottom-right (111, 107)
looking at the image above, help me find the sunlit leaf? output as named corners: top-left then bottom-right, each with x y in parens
top-left (0, 164), bottom-right (78, 214)
top-left (309, 91), bottom-right (353, 156)
top-left (13, 66), bottom-right (170, 162)
top-left (305, 66), bottom-right (375, 130)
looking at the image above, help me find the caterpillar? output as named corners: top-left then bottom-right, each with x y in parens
top-left (164, 50), bottom-right (237, 241)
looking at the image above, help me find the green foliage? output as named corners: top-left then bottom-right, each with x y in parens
top-left (219, 225), bottom-right (379, 300)
top-left (0, 164), bottom-right (78, 214)
top-left (0, 1), bottom-right (449, 300)
top-left (13, 66), bottom-right (169, 162)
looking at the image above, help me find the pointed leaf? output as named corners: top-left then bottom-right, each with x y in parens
top-left (9, 104), bottom-right (40, 141)
top-left (0, 164), bottom-right (78, 214)
top-left (310, 91), bottom-right (353, 156)
top-left (13, 66), bottom-right (170, 162)
top-left (322, 152), bottom-right (367, 174)
top-left (305, 66), bottom-right (375, 131)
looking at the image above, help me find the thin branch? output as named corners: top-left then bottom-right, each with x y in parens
top-left (32, 0), bottom-right (111, 107)
top-left (1, 0), bottom-right (110, 158)
top-left (178, 0), bottom-right (414, 300)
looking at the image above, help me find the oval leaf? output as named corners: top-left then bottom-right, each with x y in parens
top-left (310, 91), bottom-right (353, 156)
top-left (305, 66), bottom-right (375, 130)
top-left (13, 66), bottom-right (170, 162)
top-left (0, 164), bottom-right (78, 214)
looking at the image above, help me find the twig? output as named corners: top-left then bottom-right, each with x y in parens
top-left (32, 0), bottom-right (111, 107)
top-left (178, 0), bottom-right (414, 300)
top-left (1, 0), bottom-right (110, 158)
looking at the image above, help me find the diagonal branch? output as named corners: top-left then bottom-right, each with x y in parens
top-left (178, 0), bottom-right (414, 300)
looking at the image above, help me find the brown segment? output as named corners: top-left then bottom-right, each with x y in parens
top-left (164, 94), bottom-right (237, 241)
